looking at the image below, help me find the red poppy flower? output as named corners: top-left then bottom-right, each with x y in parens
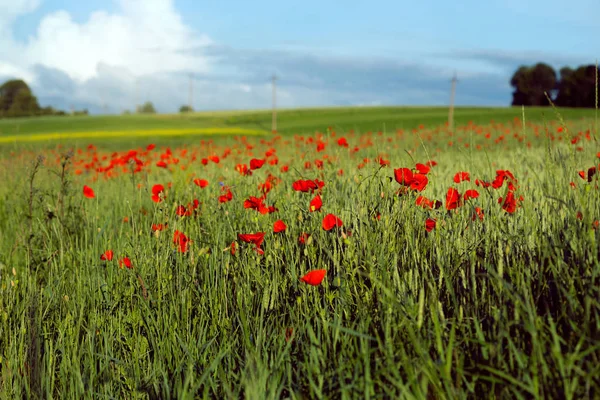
top-left (193, 178), bottom-right (209, 188)
top-left (151, 184), bottom-right (164, 203)
top-left (83, 185), bottom-right (95, 199)
top-left (100, 249), bottom-right (113, 261)
top-left (322, 213), bottom-right (343, 231)
top-left (453, 172), bottom-right (470, 183)
top-left (415, 163), bottom-right (430, 174)
top-left (273, 220), bottom-right (287, 233)
top-left (337, 137), bottom-right (349, 147)
top-left (498, 191), bottom-right (518, 213)
top-left (292, 179), bottom-right (325, 193)
top-left (463, 189), bottom-right (479, 200)
top-left (230, 241), bottom-right (237, 255)
top-left (300, 269), bottom-right (327, 286)
top-left (250, 158), bottom-right (266, 170)
top-left (310, 195), bottom-right (323, 212)
top-left (152, 223), bottom-right (167, 231)
top-left (156, 161), bottom-right (168, 168)
top-left (218, 188), bottom-right (233, 203)
top-left (119, 257), bottom-right (132, 269)
top-left (409, 174), bottom-right (428, 192)
top-left (173, 230), bottom-right (191, 253)
top-left (426, 160), bottom-right (438, 167)
top-left (393, 168), bottom-right (413, 186)
top-left (244, 196), bottom-right (268, 214)
top-left (299, 232), bottom-right (310, 244)
top-left (238, 232), bottom-right (266, 247)
top-left (446, 188), bottom-right (460, 210)
top-left (425, 218), bottom-right (436, 232)
top-left (472, 207), bottom-right (484, 221)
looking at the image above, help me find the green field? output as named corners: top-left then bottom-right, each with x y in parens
top-left (0, 106), bottom-right (599, 398)
top-left (0, 105), bottom-right (597, 138)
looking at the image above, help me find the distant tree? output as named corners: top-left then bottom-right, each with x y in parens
top-left (0, 79), bottom-right (41, 117)
top-left (179, 105), bottom-right (193, 113)
top-left (137, 101), bottom-right (156, 114)
top-left (123, 109), bottom-right (131, 115)
top-left (510, 63), bottom-right (557, 106)
top-left (556, 65), bottom-right (599, 108)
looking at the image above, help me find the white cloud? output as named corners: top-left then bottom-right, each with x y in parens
top-left (1, 0), bottom-right (212, 83)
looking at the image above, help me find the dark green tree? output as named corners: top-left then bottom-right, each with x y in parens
top-left (0, 79), bottom-right (41, 117)
top-left (179, 105), bottom-right (193, 113)
top-left (510, 63), bottom-right (557, 106)
top-left (137, 101), bottom-right (156, 114)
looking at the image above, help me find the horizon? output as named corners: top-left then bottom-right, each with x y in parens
top-left (0, 0), bottom-right (598, 114)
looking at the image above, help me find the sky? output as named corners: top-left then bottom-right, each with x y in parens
top-left (0, 0), bottom-right (598, 114)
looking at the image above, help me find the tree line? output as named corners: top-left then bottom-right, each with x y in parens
top-left (511, 63), bottom-right (599, 107)
top-left (0, 79), bottom-right (89, 118)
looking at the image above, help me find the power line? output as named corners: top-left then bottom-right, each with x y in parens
top-left (271, 74), bottom-right (277, 133)
top-left (448, 72), bottom-right (458, 132)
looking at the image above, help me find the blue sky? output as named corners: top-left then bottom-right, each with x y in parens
top-left (0, 0), bottom-right (598, 114)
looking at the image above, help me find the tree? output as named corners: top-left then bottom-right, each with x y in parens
top-left (137, 101), bottom-right (156, 114)
top-left (179, 105), bottom-right (193, 113)
top-left (0, 79), bottom-right (41, 117)
top-left (510, 63), bottom-right (557, 106)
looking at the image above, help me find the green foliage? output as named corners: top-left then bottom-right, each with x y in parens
top-left (512, 63), bottom-right (600, 108)
top-left (179, 105), bottom-right (193, 113)
top-left (0, 79), bottom-right (41, 118)
top-left (137, 101), bottom-right (157, 114)
top-left (0, 112), bottom-right (599, 398)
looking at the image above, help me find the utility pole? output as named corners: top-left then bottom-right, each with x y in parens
top-left (448, 72), bottom-right (458, 132)
top-left (271, 74), bottom-right (277, 133)
top-left (189, 73), bottom-right (194, 111)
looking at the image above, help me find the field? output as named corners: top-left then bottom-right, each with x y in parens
top-left (0, 106), bottom-right (599, 398)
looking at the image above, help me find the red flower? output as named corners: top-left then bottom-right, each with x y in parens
top-left (292, 179), bottom-right (325, 193)
top-left (425, 218), bottom-right (436, 232)
top-left (337, 137), bottom-right (348, 147)
top-left (244, 196), bottom-right (268, 214)
top-left (409, 174), bottom-right (428, 192)
top-left (415, 163), bottom-right (430, 174)
top-left (173, 230), bottom-right (191, 253)
top-left (453, 172), bottom-right (470, 183)
top-left (250, 158), bottom-right (266, 170)
top-left (151, 184), bottom-right (164, 203)
top-left (119, 257), bottom-right (132, 269)
top-left (100, 250), bottom-right (113, 261)
top-left (299, 233), bottom-right (310, 244)
top-left (463, 189), bottom-right (479, 200)
top-left (218, 188), bottom-right (233, 203)
top-left (237, 232), bottom-right (266, 247)
top-left (156, 161), bottom-right (168, 168)
top-left (300, 269), bottom-right (327, 286)
top-left (393, 168), bottom-right (413, 186)
top-left (446, 188), bottom-right (460, 210)
top-left (322, 213), bottom-right (343, 231)
top-left (309, 195), bottom-right (323, 212)
top-left (273, 220), bottom-right (287, 233)
top-left (472, 207), bottom-right (484, 221)
top-left (416, 196), bottom-right (441, 209)
top-left (83, 185), bottom-right (95, 199)
top-left (152, 223), bottom-right (167, 231)
top-left (498, 191), bottom-right (518, 213)
top-left (193, 178), bottom-right (209, 188)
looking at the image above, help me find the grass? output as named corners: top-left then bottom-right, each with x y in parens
top-left (0, 105), bottom-right (598, 138)
top-left (0, 107), bottom-right (599, 398)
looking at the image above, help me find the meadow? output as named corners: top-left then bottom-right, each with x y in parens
top-left (0, 106), bottom-right (599, 399)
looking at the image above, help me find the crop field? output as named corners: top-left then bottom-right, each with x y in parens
top-left (0, 106), bottom-right (599, 398)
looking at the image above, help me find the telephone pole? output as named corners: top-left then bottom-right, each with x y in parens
top-left (271, 74), bottom-right (277, 133)
top-left (189, 73), bottom-right (194, 111)
top-left (448, 72), bottom-right (458, 132)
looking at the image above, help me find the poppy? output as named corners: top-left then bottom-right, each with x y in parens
top-left (152, 223), bottom-right (167, 231)
top-left (193, 178), bottom-right (209, 188)
top-left (119, 257), bottom-right (132, 269)
top-left (173, 230), bottom-right (191, 253)
top-left (310, 195), bottom-right (323, 212)
top-left (446, 188), bottom-right (460, 210)
top-left (299, 233), bottom-right (310, 245)
top-left (425, 218), bottom-right (436, 232)
top-left (273, 220), bottom-right (287, 233)
top-left (415, 163), bottom-right (430, 174)
top-left (393, 168), bottom-right (413, 186)
top-left (156, 161), bottom-right (168, 168)
top-left (100, 250), bottom-right (113, 261)
top-left (337, 137), bottom-right (349, 147)
top-left (322, 213), bottom-right (343, 231)
top-left (472, 207), bottom-right (484, 221)
top-left (250, 158), bottom-right (266, 170)
top-left (151, 184), bottom-right (164, 203)
top-left (409, 174), bottom-right (428, 192)
top-left (83, 185), bottom-right (95, 199)
top-left (453, 172), bottom-right (470, 183)
top-left (244, 196), bottom-right (268, 214)
top-left (463, 189), bottom-right (480, 200)
top-left (300, 269), bottom-right (327, 286)
top-left (237, 232), bottom-right (266, 247)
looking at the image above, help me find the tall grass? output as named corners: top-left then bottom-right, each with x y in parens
top-left (0, 115), bottom-right (599, 399)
